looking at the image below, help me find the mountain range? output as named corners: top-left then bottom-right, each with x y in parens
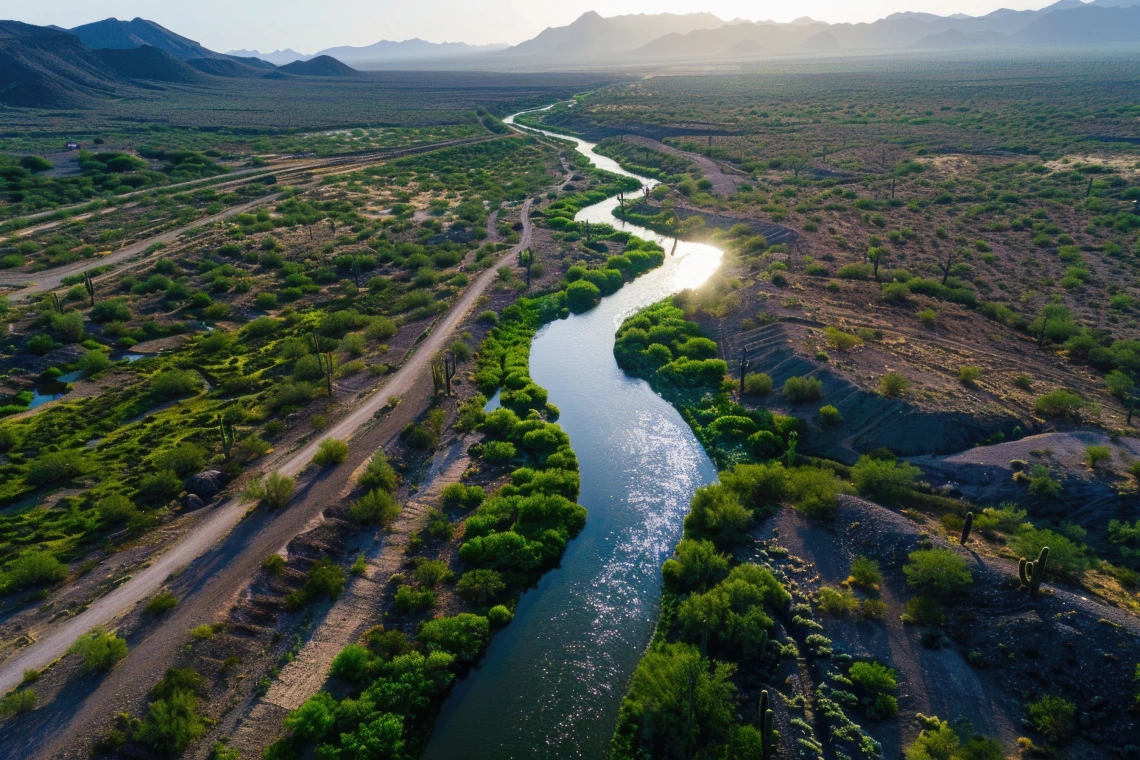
top-left (230, 39), bottom-right (509, 67)
top-left (0, 18), bottom-right (361, 108)
top-left (4, 1), bottom-right (1140, 109)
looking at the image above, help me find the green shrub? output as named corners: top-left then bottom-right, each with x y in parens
top-left (816, 586), bottom-right (859, 616)
top-left (788, 467), bottom-right (847, 520)
top-left (1027, 695), bottom-right (1076, 743)
top-left (349, 489), bottom-right (401, 527)
top-left (684, 483), bottom-right (752, 545)
top-left (3, 550), bottom-right (67, 593)
top-left (819, 404), bottom-right (842, 426)
top-left (850, 455), bottom-right (920, 505)
top-left (303, 559), bottom-right (345, 602)
top-left (457, 569), bottom-right (506, 605)
top-left (742, 372), bottom-right (773, 395)
top-left (901, 596), bottom-right (944, 625)
top-left (312, 438), bottom-right (349, 466)
top-left (825, 327), bottom-right (862, 351)
top-left (905, 716), bottom-right (1003, 760)
top-left (1034, 389), bottom-right (1087, 419)
top-left (903, 549), bottom-right (972, 596)
top-left (145, 592), bottom-right (179, 615)
top-left (359, 450), bottom-right (399, 492)
top-left (487, 605), bottom-right (513, 626)
top-left (69, 630), bottom-right (128, 671)
top-left (880, 372), bottom-right (910, 398)
top-left (0, 688), bottom-right (36, 717)
top-left (394, 585), bottom-right (435, 612)
top-left (958, 365), bottom-right (982, 384)
top-left (153, 442), bottom-right (206, 477)
top-left (134, 686), bottom-right (205, 756)
top-left (566, 280), bottom-right (601, 313)
top-left (1011, 525), bottom-right (1088, 577)
top-left (25, 450), bottom-right (91, 484)
top-left (1083, 444), bottom-right (1112, 469)
top-left (783, 375), bottom-right (823, 404)
top-left (849, 556), bottom-right (882, 589)
top-left (417, 613), bottom-right (490, 661)
top-left (262, 554), bottom-right (286, 576)
top-left (661, 539), bottom-right (730, 591)
top-left (137, 469), bottom-right (182, 503)
top-left (285, 692), bottom-right (337, 741)
top-left (151, 369), bottom-right (201, 397)
top-left (245, 472), bottom-right (295, 510)
top-left (96, 493), bottom-right (138, 526)
top-left (189, 624), bottom-right (215, 641)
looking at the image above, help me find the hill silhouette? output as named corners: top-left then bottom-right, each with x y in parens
top-left (278, 55), bottom-right (359, 77)
top-left (94, 45), bottom-right (207, 83)
top-left (69, 17), bottom-right (221, 60)
top-left (186, 56), bottom-right (269, 78)
top-left (0, 21), bottom-right (121, 107)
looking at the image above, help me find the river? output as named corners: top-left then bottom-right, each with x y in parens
top-left (422, 107), bottom-right (724, 759)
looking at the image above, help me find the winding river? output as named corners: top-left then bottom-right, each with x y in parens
top-left (422, 108), bottom-right (724, 759)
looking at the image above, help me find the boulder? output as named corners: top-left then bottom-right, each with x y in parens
top-left (184, 493), bottom-right (205, 511)
top-left (184, 469), bottom-right (223, 498)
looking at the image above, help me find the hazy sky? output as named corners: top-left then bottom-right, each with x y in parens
top-left (15, 0), bottom-right (1070, 51)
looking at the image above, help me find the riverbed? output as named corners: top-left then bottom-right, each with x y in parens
top-left (422, 109), bottom-right (724, 757)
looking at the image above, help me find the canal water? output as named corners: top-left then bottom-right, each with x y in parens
top-left (422, 107), bottom-right (724, 758)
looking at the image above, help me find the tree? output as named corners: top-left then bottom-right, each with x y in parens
top-left (1028, 695), bottom-right (1076, 743)
top-left (903, 549), bottom-right (972, 597)
top-left (135, 690), bottom-right (206, 756)
top-left (245, 472), bottom-right (295, 510)
top-left (867, 247), bottom-right (889, 279)
top-left (456, 569), bottom-right (506, 605)
top-left (4, 550), bottom-right (67, 592)
top-left (312, 438), bottom-right (349, 466)
top-left (851, 456), bottom-right (920, 505)
top-left (69, 630), bottom-right (127, 672)
top-left (566, 280), bottom-right (602, 313)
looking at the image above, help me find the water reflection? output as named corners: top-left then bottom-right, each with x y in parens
top-left (423, 109), bottom-right (723, 758)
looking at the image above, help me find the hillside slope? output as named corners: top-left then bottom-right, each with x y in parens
top-left (0, 21), bottom-right (122, 107)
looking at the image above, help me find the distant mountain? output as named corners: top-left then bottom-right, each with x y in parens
top-left (916, 28), bottom-right (1008, 48)
top-left (278, 55), bottom-right (360, 77)
top-left (0, 21), bottom-right (121, 107)
top-left (1017, 3), bottom-right (1140, 42)
top-left (94, 45), bottom-right (207, 83)
top-left (69, 17), bottom-right (223, 60)
top-left (497, 11), bottom-right (725, 62)
top-left (227, 48), bottom-right (309, 66)
top-left (313, 39), bottom-right (507, 68)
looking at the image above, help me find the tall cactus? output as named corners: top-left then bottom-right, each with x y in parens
top-left (84, 271), bottom-right (96, 307)
top-left (960, 512), bottom-right (973, 546)
top-left (759, 689), bottom-right (775, 760)
top-left (217, 417), bottom-right (235, 459)
top-left (1019, 546), bottom-right (1049, 598)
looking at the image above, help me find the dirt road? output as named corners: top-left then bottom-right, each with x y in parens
top-left (0, 198), bottom-right (532, 702)
top-left (0, 193), bottom-right (285, 299)
top-left (1, 135), bottom-right (500, 231)
top-left (619, 134), bottom-right (743, 194)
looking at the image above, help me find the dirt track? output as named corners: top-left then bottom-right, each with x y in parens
top-left (619, 134), bottom-right (743, 194)
top-left (0, 199), bottom-right (532, 708)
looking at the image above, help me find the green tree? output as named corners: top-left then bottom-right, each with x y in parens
top-left (69, 630), bottom-right (128, 672)
top-left (903, 549), bottom-right (972, 597)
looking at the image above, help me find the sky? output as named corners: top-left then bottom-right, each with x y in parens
top-left (13, 0), bottom-right (1071, 52)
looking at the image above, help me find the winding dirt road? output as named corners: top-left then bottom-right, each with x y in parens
top-left (0, 135), bottom-right (503, 301)
top-left (0, 198), bottom-right (532, 702)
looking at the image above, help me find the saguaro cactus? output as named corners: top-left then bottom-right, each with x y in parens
top-left (217, 417), bottom-right (235, 459)
top-left (759, 689), bottom-right (775, 760)
top-left (960, 512), bottom-right (974, 546)
top-left (1019, 546), bottom-right (1050, 598)
top-left (84, 271), bottom-right (96, 306)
